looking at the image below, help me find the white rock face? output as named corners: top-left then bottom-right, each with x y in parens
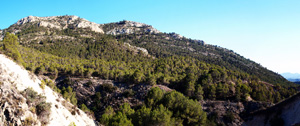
top-left (106, 28), bottom-right (135, 35)
top-left (14, 16), bottom-right (163, 35)
top-left (38, 21), bottom-right (61, 29)
top-left (16, 16), bottom-right (38, 25)
top-left (124, 43), bottom-right (149, 55)
top-left (0, 54), bottom-right (96, 126)
top-left (16, 16), bottom-right (104, 33)
top-left (77, 19), bottom-right (104, 33)
top-left (106, 20), bottom-right (160, 35)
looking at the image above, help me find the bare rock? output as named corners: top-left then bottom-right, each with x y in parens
top-left (0, 54), bottom-right (96, 126)
top-left (105, 20), bottom-right (160, 35)
top-left (15, 15), bottom-right (104, 33)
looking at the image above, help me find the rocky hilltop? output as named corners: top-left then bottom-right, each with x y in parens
top-left (0, 54), bottom-right (95, 126)
top-left (11, 15), bottom-right (160, 35)
top-left (104, 20), bottom-right (160, 35)
top-left (16, 15), bottom-right (104, 33)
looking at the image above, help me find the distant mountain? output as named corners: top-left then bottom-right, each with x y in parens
top-left (281, 72), bottom-right (300, 82)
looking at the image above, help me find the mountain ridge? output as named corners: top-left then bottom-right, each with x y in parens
top-left (1, 15), bottom-right (293, 86)
top-left (12, 15), bottom-right (160, 35)
top-left (0, 15), bottom-right (298, 125)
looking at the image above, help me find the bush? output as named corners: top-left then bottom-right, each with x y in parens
top-left (68, 122), bottom-right (77, 126)
top-left (45, 79), bottom-right (61, 93)
top-left (2, 32), bottom-right (23, 64)
top-left (22, 88), bottom-right (51, 125)
top-left (86, 80), bottom-right (93, 87)
top-left (36, 101), bottom-right (51, 125)
top-left (40, 80), bottom-right (46, 89)
top-left (23, 88), bottom-right (39, 104)
top-left (35, 66), bottom-right (45, 75)
top-left (36, 102), bottom-right (51, 115)
top-left (81, 104), bottom-right (90, 113)
top-left (101, 83), bottom-right (117, 93)
top-left (61, 86), bottom-right (77, 105)
top-left (224, 111), bottom-right (235, 123)
top-left (24, 116), bottom-right (36, 126)
top-left (123, 89), bottom-right (135, 98)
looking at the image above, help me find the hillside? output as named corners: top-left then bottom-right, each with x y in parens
top-left (0, 54), bottom-right (95, 126)
top-left (0, 15), bottom-right (298, 125)
top-left (1, 15), bottom-right (292, 86)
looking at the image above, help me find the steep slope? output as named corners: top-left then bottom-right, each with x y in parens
top-left (116, 33), bottom-right (293, 86)
top-left (243, 92), bottom-right (300, 126)
top-left (0, 54), bottom-right (95, 126)
top-left (1, 15), bottom-right (292, 86)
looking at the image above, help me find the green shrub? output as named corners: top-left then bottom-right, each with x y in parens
top-left (101, 83), bottom-right (117, 93)
top-left (123, 89), bottom-right (135, 98)
top-left (81, 104), bottom-right (90, 113)
top-left (23, 88), bottom-right (39, 104)
top-left (68, 122), bottom-right (77, 126)
top-left (40, 80), bottom-right (46, 89)
top-left (36, 101), bottom-right (51, 116)
top-left (36, 101), bottom-right (51, 124)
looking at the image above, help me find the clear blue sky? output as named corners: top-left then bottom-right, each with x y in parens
top-left (1, 0), bottom-right (300, 73)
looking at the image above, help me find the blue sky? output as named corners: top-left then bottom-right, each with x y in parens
top-left (1, 0), bottom-right (300, 73)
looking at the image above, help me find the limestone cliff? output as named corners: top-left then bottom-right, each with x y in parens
top-left (0, 54), bottom-right (96, 126)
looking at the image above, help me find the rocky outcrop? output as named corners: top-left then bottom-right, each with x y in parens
top-left (16, 15), bottom-right (104, 33)
top-left (105, 20), bottom-right (160, 35)
top-left (14, 16), bottom-right (161, 35)
top-left (243, 93), bottom-right (300, 126)
top-left (0, 82), bottom-right (37, 125)
top-left (0, 54), bottom-right (96, 126)
top-left (169, 32), bottom-right (183, 40)
top-left (124, 43), bottom-right (149, 55)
